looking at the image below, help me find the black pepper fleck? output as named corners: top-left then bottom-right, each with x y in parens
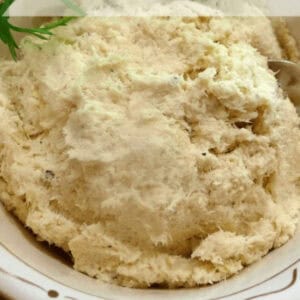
top-left (45, 170), bottom-right (55, 180)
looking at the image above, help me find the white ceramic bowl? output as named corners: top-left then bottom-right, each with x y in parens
top-left (0, 17), bottom-right (299, 300)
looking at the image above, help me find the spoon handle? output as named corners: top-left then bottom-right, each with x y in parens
top-left (268, 60), bottom-right (300, 113)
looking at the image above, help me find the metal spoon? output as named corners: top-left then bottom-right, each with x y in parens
top-left (268, 59), bottom-right (300, 115)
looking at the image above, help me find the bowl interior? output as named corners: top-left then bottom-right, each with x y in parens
top-left (0, 203), bottom-right (299, 300)
top-left (0, 16), bottom-right (299, 300)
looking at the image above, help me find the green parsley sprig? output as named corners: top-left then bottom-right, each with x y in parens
top-left (0, 0), bottom-right (84, 60)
